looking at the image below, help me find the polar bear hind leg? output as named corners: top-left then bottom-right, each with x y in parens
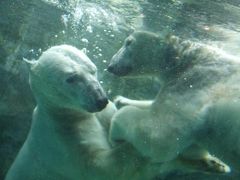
top-left (176, 144), bottom-right (230, 174)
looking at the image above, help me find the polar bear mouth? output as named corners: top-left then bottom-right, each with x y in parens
top-left (95, 97), bottom-right (109, 111)
top-left (107, 64), bottom-right (132, 76)
top-left (86, 97), bottom-right (108, 113)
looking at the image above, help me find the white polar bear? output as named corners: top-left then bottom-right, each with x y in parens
top-left (5, 45), bottom-right (169, 180)
top-left (108, 31), bottom-right (240, 174)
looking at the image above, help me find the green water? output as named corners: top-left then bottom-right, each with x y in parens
top-left (1, 0), bottom-right (240, 179)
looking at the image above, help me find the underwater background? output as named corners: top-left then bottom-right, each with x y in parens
top-left (1, 0), bottom-right (240, 179)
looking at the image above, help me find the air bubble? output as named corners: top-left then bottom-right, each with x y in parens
top-left (86, 25), bottom-right (93, 33)
top-left (81, 38), bottom-right (89, 44)
top-left (107, 89), bottom-right (112, 94)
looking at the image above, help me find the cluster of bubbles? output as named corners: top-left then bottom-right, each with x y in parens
top-left (33, 0), bottom-right (146, 98)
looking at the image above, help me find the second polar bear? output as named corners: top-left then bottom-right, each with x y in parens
top-left (108, 31), bottom-right (240, 173)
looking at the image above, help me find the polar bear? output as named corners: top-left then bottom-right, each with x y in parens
top-left (108, 31), bottom-right (240, 174)
top-left (6, 45), bottom-right (171, 180)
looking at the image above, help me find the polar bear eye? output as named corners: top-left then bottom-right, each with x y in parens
top-left (125, 38), bottom-right (133, 46)
top-left (66, 75), bottom-right (79, 84)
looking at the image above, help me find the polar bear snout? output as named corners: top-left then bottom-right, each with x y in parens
top-left (108, 43), bottom-right (134, 76)
top-left (87, 95), bottom-right (108, 112)
top-left (86, 82), bottom-right (109, 112)
top-left (95, 97), bottom-right (108, 111)
top-left (107, 63), bottom-right (133, 76)
top-left (93, 87), bottom-right (109, 111)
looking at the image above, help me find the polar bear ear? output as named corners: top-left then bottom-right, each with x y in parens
top-left (81, 48), bottom-right (87, 55)
top-left (23, 58), bottom-right (38, 70)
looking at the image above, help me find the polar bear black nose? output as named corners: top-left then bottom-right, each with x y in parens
top-left (108, 64), bottom-right (132, 76)
top-left (107, 64), bottom-right (114, 73)
top-left (96, 98), bottom-right (108, 111)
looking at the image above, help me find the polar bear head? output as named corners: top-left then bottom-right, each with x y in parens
top-left (108, 31), bottom-right (164, 77)
top-left (26, 45), bottom-right (108, 113)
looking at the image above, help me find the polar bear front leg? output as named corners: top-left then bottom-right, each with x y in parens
top-left (109, 105), bottom-right (151, 146)
top-left (110, 105), bottom-right (231, 175)
top-left (109, 105), bottom-right (181, 162)
top-left (114, 95), bottom-right (153, 109)
top-left (96, 100), bottom-right (117, 132)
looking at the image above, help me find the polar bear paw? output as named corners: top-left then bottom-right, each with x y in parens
top-left (114, 96), bottom-right (153, 109)
top-left (203, 153), bottom-right (231, 174)
top-left (179, 151), bottom-right (231, 174)
top-left (113, 96), bottom-right (130, 108)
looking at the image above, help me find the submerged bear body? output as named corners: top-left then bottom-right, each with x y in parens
top-left (108, 31), bottom-right (240, 173)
